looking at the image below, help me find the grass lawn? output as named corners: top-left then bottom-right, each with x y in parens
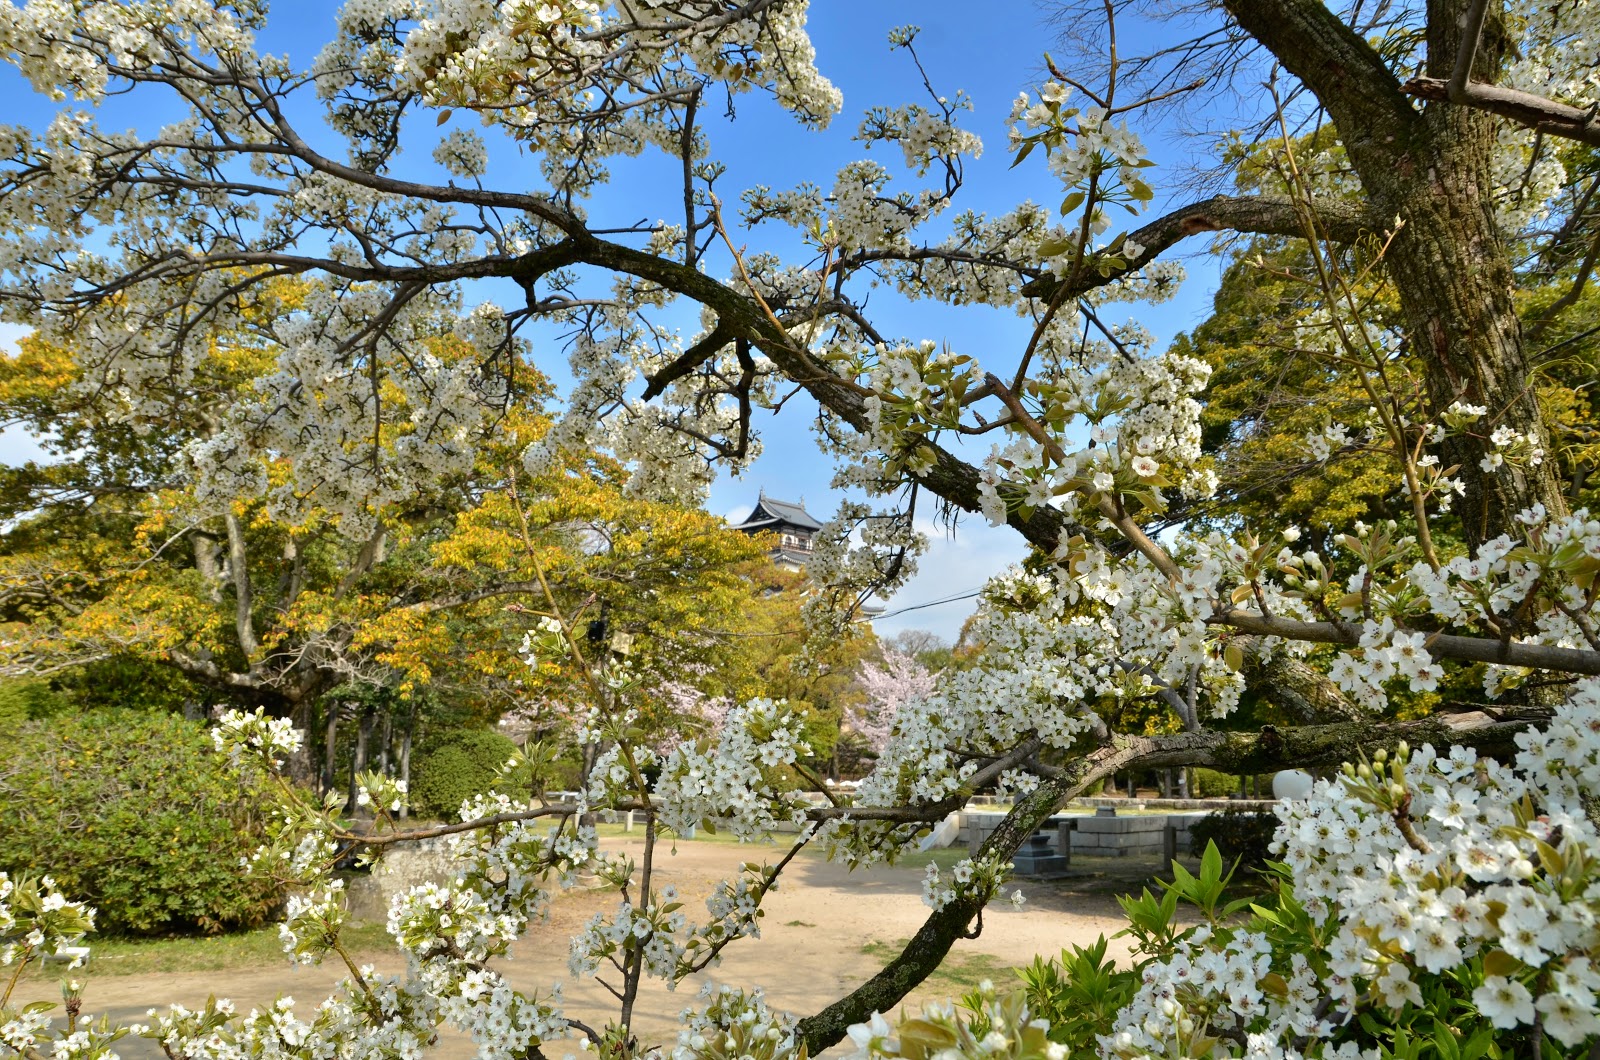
top-left (859, 938), bottom-right (1018, 995)
top-left (22, 922), bottom-right (395, 979)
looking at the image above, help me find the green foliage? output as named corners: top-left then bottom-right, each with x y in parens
top-left (408, 728), bottom-right (524, 819)
top-left (1013, 938), bottom-right (1136, 1052)
top-left (1186, 809), bottom-right (1278, 873)
top-left (1187, 767), bottom-right (1271, 798)
top-left (899, 839), bottom-right (1537, 1060)
top-left (0, 710), bottom-right (283, 936)
top-left (1188, 767), bottom-right (1238, 798)
top-left (0, 679), bottom-right (64, 727)
top-left (53, 655), bottom-right (205, 716)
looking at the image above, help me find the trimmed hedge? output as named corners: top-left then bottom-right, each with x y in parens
top-left (0, 710), bottom-right (284, 936)
top-left (1188, 808), bottom-right (1278, 872)
top-left (1189, 767), bottom-right (1240, 798)
top-left (409, 728), bottom-right (523, 820)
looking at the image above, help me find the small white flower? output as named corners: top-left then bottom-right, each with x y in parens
top-left (1473, 976), bottom-right (1535, 1028)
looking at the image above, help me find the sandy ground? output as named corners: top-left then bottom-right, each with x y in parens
top-left (14, 839), bottom-right (1149, 1058)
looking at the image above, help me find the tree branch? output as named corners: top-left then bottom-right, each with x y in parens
top-left (223, 511), bottom-right (260, 662)
top-left (1401, 76), bottom-right (1600, 147)
top-left (577, 233), bottom-right (1082, 553)
top-left (1222, 0), bottom-right (1419, 150)
top-left (1217, 609), bottom-right (1600, 675)
top-left (1020, 194), bottom-right (1380, 303)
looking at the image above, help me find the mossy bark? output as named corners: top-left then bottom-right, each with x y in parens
top-left (1224, 0), bottom-right (1568, 546)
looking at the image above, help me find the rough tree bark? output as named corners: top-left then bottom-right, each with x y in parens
top-left (1223, 0), bottom-right (1569, 546)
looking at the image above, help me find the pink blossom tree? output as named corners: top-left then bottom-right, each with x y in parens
top-left (850, 650), bottom-right (937, 754)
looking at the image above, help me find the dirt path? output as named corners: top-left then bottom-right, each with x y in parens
top-left (14, 840), bottom-right (1141, 1058)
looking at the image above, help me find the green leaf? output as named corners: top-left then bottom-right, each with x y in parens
top-left (1200, 840), bottom-right (1223, 888)
top-left (1482, 949), bottom-right (1520, 977)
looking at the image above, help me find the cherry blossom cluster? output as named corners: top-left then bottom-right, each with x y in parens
top-left (850, 649), bottom-right (936, 753)
top-left (1008, 80), bottom-right (1154, 237)
top-left (567, 890), bottom-right (689, 983)
top-left (671, 984), bottom-right (803, 1060)
top-left (211, 706), bottom-right (303, 773)
top-left (919, 855), bottom-right (1026, 914)
top-left (970, 349), bottom-right (1217, 529)
top-left (0, 872), bottom-right (94, 976)
top-left (1101, 683), bottom-right (1600, 1058)
top-left (651, 699), bottom-right (814, 841)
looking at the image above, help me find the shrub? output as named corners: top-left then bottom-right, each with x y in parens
top-left (409, 728), bottom-right (523, 819)
top-left (1186, 808), bottom-right (1277, 872)
top-left (1188, 767), bottom-right (1240, 798)
top-left (0, 709), bottom-right (284, 936)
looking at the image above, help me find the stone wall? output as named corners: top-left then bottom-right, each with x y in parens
top-left (959, 807), bottom-right (1263, 863)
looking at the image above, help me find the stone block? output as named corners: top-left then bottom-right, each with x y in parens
top-left (1075, 816), bottom-right (1165, 835)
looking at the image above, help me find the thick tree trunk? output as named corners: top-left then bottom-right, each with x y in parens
top-left (378, 710), bottom-right (392, 776)
top-left (323, 705), bottom-right (339, 798)
top-left (399, 723), bottom-right (413, 821)
top-left (348, 707), bottom-right (373, 813)
top-left (1225, 0), bottom-right (1569, 546)
top-left (1375, 2), bottom-right (1567, 543)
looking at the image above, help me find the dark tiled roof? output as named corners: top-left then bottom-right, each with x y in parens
top-left (747, 496), bottom-right (823, 531)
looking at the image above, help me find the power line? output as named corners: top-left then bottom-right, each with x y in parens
top-left (700, 585), bottom-right (985, 638)
top-left (863, 588), bottom-right (983, 623)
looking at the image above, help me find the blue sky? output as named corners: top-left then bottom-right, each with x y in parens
top-left (0, 1), bottom-right (1232, 642)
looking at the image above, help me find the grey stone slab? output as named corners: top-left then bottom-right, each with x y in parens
top-left (1075, 816), bottom-right (1166, 834)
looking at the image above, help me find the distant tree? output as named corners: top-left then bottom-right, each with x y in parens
top-left (880, 628), bottom-right (952, 671)
top-left (850, 650), bottom-right (936, 755)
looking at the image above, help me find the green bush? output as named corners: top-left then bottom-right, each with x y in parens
top-left (409, 728), bottom-right (523, 819)
top-left (1187, 809), bottom-right (1278, 872)
top-left (1189, 767), bottom-right (1241, 798)
top-left (0, 710), bottom-right (284, 936)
